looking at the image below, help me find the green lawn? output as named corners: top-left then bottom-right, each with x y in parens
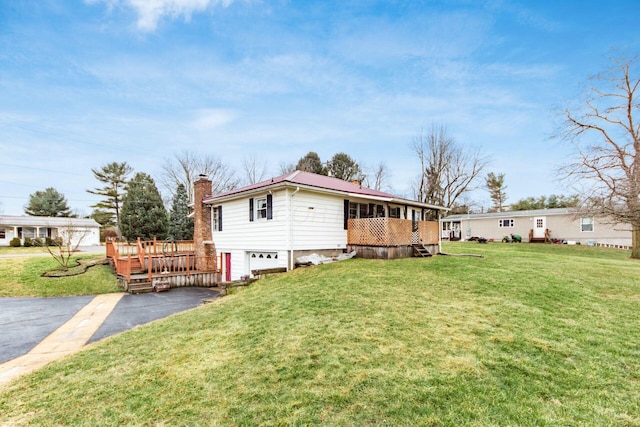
top-left (1, 243), bottom-right (639, 425)
top-left (0, 255), bottom-right (121, 297)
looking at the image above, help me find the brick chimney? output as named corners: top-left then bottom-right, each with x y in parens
top-left (193, 174), bottom-right (216, 271)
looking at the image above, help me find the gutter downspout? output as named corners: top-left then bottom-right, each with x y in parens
top-left (289, 186), bottom-right (300, 271)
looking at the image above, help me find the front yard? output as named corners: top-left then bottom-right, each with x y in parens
top-left (0, 242), bottom-right (638, 425)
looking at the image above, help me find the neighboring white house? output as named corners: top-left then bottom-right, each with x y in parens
top-left (441, 208), bottom-right (632, 247)
top-left (194, 171), bottom-right (446, 281)
top-left (0, 215), bottom-right (101, 247)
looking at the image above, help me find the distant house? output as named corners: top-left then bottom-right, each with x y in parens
top-left (0, 215), bottom-right (101, 247)
top-left (441, 208), bottom-right (632, 247)
top-left (193, 171), bottom-right (447, 281)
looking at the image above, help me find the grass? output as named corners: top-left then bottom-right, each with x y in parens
top-left (0, 246), bottom-right (51, 255)
top-left (0, 255), bottom-right (121, 297)
top-left (1, 243), bottom-right (639, 425)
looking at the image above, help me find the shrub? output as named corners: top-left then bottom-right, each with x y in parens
top-left (45, 237), bottom-right (55, 246)
top-left (23, 237), bottom-right (33, 247)
top-left (33, 237), bottom-right (44, 247)
top-left (102, 228), bottom-right (118, 243)
top-left (9, 237), bottom-right (21, 247)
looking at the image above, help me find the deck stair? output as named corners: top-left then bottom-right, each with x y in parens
top-left (528, 229), bottom-right (552, 244)
top-left (412, 244), bottom-right (433, 257)
top-left (127, 281), bottom-right (154, 294)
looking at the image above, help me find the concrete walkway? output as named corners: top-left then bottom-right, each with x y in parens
top-left (0, 293), bottom-right (125, 387)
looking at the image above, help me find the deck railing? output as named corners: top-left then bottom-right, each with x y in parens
top-left (105, 238), bottom-right (214, 283)
top-left (347, 218), bottom-right (439, 246)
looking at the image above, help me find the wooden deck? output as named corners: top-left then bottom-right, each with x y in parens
top-left (106, 238), bottom-right (220, 292)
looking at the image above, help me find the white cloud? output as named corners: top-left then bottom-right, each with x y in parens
top-left (191, 108), bottom-right (236, 130)
top-left (87, 0), bottom-right (237, 31)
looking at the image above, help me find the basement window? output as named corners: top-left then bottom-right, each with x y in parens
top-left (0, 229), bottom-right (5, 239)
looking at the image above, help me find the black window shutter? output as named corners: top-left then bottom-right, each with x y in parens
top-left (343, 199), bottom-right (349, 229)
top-left (249, 198), bottom-right (254, 222)
top-left (266, 194), bottom-right (273, 220)
top-left (218, 206), bottom-right (223, 231)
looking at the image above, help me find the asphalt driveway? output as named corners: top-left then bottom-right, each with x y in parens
top-left (0, 287), bottom-right (220, 364)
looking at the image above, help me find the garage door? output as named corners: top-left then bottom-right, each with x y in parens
top-left (249, 252), bottom-right (279, 273)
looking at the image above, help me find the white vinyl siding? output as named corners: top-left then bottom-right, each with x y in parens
top-left (290, 192), bottom-right (348, 250)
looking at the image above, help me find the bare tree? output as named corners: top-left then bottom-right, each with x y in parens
top-left (41, 222), bottom-right (91, 271)
top-left (412, 125), bottom-right (488, 210)
top-left (241, 154), bottom-right (269, 185)
top-left (362, 161), bottom-right (391, 191)
top-left (558, 54), bottom-right (640, 258)
top-left (159, 150), bottom-right (239, 201)
top-left (278, 161), bottom-right (296, 175)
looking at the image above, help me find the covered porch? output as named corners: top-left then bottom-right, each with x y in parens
top-left (347, 218), bottom-right (440, 259)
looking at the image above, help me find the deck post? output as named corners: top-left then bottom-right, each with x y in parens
top-left (148, 254), bottom-right (152, 283)
top-left (127, 254), bottom-right (132, 283)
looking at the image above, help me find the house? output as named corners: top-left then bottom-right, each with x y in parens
top-left (193, 171), bottom-right (447, 281)
top-left (0, 215), bottom-right (101, 247)
top-left (441, 208), bottom-right (632, 247)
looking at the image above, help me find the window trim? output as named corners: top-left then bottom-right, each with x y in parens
top-left (498, 219), bottom-right (514, 228)
top-left (580, 216), bottom-right (594, 232)
top-left (212, 206), bottom-right (222, 231)
top-left (249, 194), bottom-right (273, 222)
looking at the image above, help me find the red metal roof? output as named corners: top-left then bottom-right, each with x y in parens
top-left (205, 171), bottom-right (396, 201)
top-left (204, 170), bottom-right (446, 210)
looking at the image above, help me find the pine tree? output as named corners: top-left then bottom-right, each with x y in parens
top-left (485, 172), bottom-right (507, 212)
top-left (296, 152), bottom-right (326, 175)
top-left (327, 152), bottom-right (362, 181)
top-left (87, 162), bottom-right (132, 229)
top-left (119, 172), bottom-right (169, 241)
top-left (24, 187), bottom-right (73, 217)
top-left (168, 184), bottom-right (194, 240)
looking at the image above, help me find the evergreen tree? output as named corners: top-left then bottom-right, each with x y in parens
top-left (168, 184), bottom-right (194, 240)
top-left (485, 172), bottom-right (507, 212)
top-left (510, 194), bottom-right (579, 211)
top-left (24, 187), bottom-right (73, 217)
top-left (327, 152), bottom-right (362, 181)
top-left (119, 172), bottom-right (169, 241)
top-left (296, 152), bottom-right (326, 175)
top-left (87, 162), bottom-right (133, 228)
top-left (90, 208), bottom-right (116, 228)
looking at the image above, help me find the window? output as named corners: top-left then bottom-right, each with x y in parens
top-left (348, 202), bottom-right (371, 219)
top-left (389, 207), bottom-right (401, 218)
top-left (499, 219), bottom-right (514, 228)
top-left (0, 229), bottom-right (5, 239)
top-left (580, 217), bottom-right (594, 232)
top-left (249, 195), bottom-right (273, 221)
top-left (212, 206), bottom-right (222, 231)
top-left (348, 202), bottom-right (385, 219)
top-left (256, 197), bottom-right (268, 219)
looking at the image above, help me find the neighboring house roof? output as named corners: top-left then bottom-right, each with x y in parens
top-left (0, 215), bottom-right (101, 228)
top-left (204, 170), bottom-right (447, 211)
top-left (443, 208), bottom-right (578, 221)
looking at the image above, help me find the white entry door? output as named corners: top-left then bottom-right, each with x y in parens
top-left (533, 217), bottom-right (546, 239)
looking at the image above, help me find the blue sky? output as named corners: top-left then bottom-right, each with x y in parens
top-left (0, 0), bottom-right (638, 216)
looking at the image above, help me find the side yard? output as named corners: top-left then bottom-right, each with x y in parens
top-left (0, 255), bottom-right (120, 297)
